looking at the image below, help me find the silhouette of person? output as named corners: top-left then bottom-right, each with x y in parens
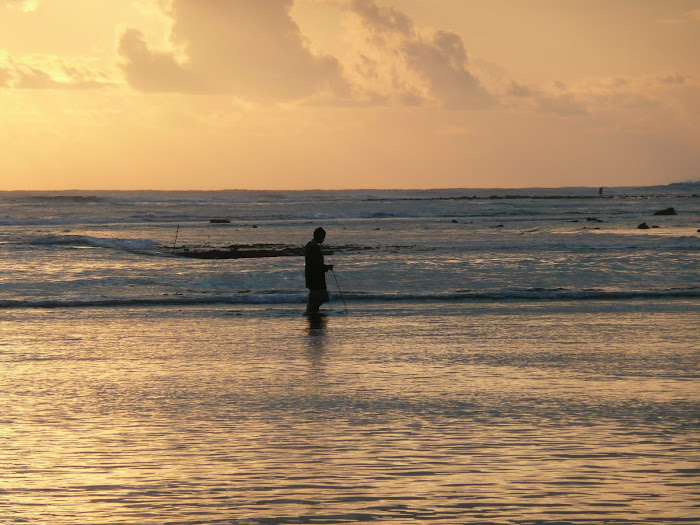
top-left (304, 227), bottom-right (333, 314)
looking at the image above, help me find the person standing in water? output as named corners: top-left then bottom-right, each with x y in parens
top-left (305, 227), bottom-right (333, 314)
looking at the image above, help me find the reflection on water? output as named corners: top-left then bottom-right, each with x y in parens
top-left (305, 313), bottom-right (327, 372)
top-left (306, 312), bottom-right (328, 332)
top-left (0, 302), bottom-right (698, 524)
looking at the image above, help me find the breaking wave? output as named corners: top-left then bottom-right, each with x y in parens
top-left (30, 234), bottom-right (161, 252)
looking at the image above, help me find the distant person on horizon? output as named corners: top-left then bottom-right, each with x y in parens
top-left (305, 227), bottom-right (333, 314)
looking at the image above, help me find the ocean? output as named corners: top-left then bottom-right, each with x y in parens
top-left (1, 184), bottom-right (698, 524)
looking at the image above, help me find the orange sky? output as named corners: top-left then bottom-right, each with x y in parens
top-left (1, 0), bottom-right (699, 190)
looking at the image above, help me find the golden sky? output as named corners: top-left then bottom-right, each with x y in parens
top-left (1, 0), bottom-right (699, 190)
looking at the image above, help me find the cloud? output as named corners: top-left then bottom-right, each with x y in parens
top-left (118, 0), bottom-right (493, 107)
top-left (350, 0), bottom-right (414, 40)
top-left (658, 73), bottom-right (688, 85)
top-left (119, 0), bottom-right (348, 100)
top-left (501, 80), bottom-right (588, 116)
top-left (0, 66), bottom-right (11, 87)
top-left (659, 8), bottom-right (700, 24)
top-left (507, 82), bottom-right (533, 98)
top-left (118, 28), bottom-right (197, 93)
top-left (13, 65), bottom-right (57, 89)
top-left (536, 93), bottom-right (588, 116)
top-left (503, 73), bottom-right (699, 117)
top-left (0, 56), bottom-right (114, 90)
top-left (347, 0), bottom-right (493, 109)
top-left (4, 0), bottom-right (38, 12)
top-left (403, 30), bottom-right (492, 109)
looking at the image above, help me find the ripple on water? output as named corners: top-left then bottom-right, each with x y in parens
top-left (1, 303), bottom-right (698, 523)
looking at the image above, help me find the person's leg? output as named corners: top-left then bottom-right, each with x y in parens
top-left (306, 290), bottom-right (328, 313)
top-left (306, 292), bottom-right (320, 313)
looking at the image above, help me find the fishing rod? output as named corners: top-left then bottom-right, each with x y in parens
top-left (330, 268), bottom-right (348, 314)
top-left (171, 225), bottom-right (180, 254)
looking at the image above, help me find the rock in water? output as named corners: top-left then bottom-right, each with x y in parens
top-left (638, 222), bottom-right (650, 229)
top-left (654, 207), bottom-right (677, 216)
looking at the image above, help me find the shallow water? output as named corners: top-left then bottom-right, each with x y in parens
top-left (1, 301), bottom-right (697, 524)
top-left (1, 186), bottom-right (697, 522)
top-left (2, 186), bottom-right (699, 309)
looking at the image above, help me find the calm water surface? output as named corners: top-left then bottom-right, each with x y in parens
top-left (1, 301), bottom-right (697, 524)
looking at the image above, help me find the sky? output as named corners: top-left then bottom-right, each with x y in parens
top-left (1, 0), bottom-right (699, 190)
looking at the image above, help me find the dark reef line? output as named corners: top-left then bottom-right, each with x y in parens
top-left (173, 244), bottom-right (374, 259)
top-left (367, 194), bottom-right (699, 202)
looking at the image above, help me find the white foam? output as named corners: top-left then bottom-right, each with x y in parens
top-left (30, 234), bottom-right (160, 252)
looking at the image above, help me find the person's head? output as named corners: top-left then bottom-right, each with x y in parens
top-left (313, 227), bottom-right (326, 243)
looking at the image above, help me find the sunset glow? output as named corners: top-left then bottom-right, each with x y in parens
top-left (1, 0), bottom-right (699, 190)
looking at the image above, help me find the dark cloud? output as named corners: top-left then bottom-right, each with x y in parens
top-left (118, 0), bottom-right (348, 100)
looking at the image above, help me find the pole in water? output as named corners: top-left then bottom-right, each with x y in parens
top-left (331, 269), bottom-right (348, 314)
top-left (172, 225), bottom-right (180, 254)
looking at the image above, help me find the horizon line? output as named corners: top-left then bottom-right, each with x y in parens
top-left (1, 181), bottom-right (698, 193)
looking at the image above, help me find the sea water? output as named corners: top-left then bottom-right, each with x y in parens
top-left (0, 185), bottom-right (698, 523)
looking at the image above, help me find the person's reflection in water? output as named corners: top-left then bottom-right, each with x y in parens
top-left (305, 313), bottom-right (327, 372)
